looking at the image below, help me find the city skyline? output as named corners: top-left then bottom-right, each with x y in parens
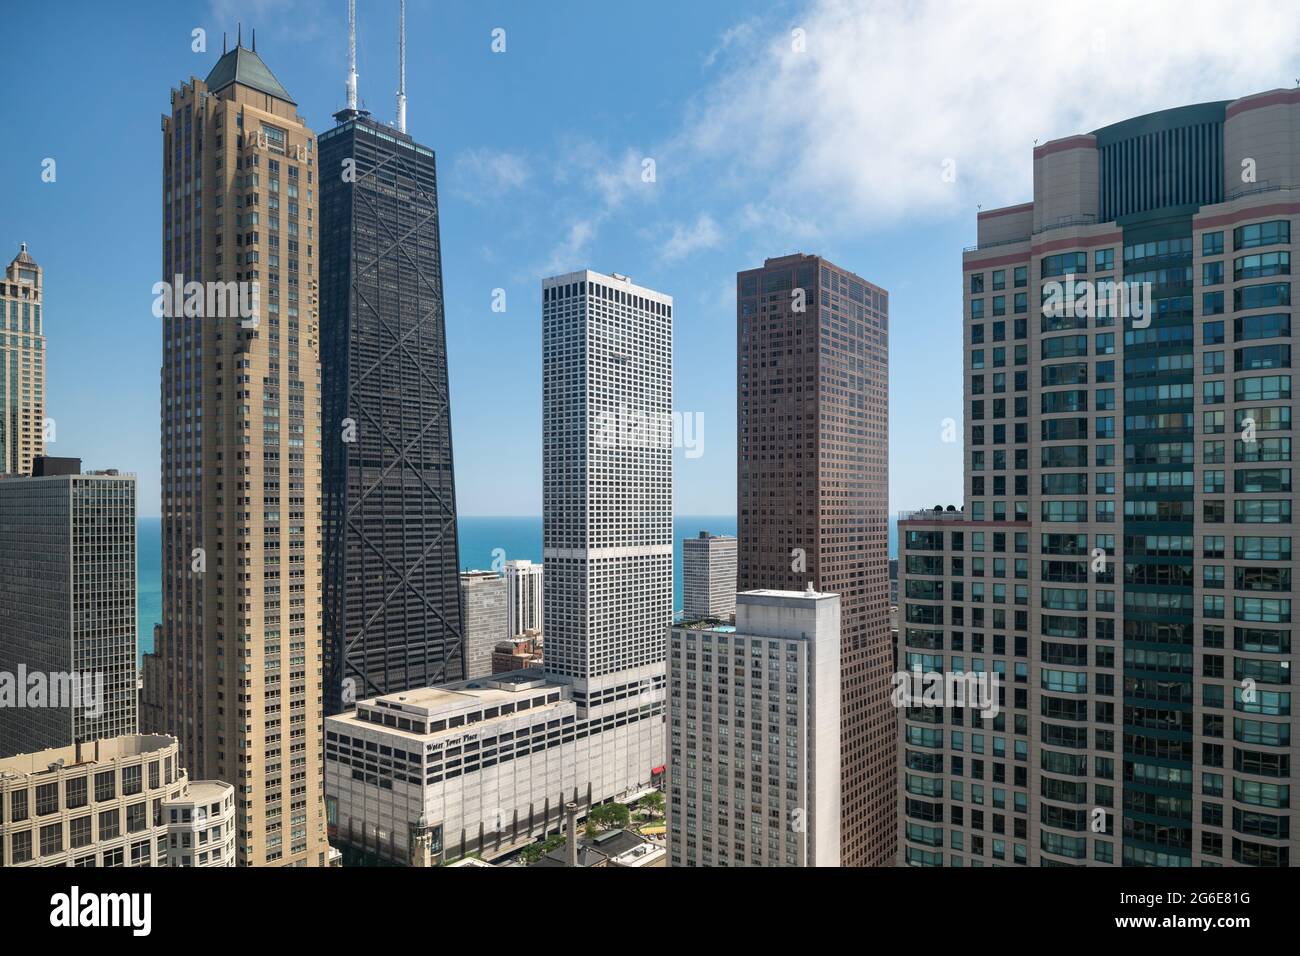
top-left (0, 0), bottom-right (1297, 885)
top-left (12, 1), bottom-right (1300, 521)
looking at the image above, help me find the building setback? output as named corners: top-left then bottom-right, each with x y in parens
top-left (669, 588), bottom-right (842, 866)
top-left (736, 254), bottom-right (894, 866)
top-left (682, 531), bottom-right (738, 620)
top-left (157, 39), bottom-right (329, 866)
top-left (0, 461), bottom-right (138, 757)
top-left (460, 570), bottom-right (507, 679)
top-left (0, 243), bottom-right (46, 477)
top-left (899, 89), bottom-right (1298, 868)
top-left (320, 101), bottom-right (463, 716)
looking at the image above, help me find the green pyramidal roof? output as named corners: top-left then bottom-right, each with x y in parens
top-left (204, 44), bottom-right (296, 105)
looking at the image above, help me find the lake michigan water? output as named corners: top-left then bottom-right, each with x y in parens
top-left (136, 515), bottom-right (899, 658)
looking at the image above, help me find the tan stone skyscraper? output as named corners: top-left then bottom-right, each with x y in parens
top-left (1, 243), bottom-right (46, 476)
top-left (157, 36), bottom-right (329, 866)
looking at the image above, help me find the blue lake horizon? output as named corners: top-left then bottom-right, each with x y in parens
top-left (136, 514), bottom-right (899, 659)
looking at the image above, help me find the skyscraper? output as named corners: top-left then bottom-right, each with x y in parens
top-left (736, 254), bottom-right (894, 866)
top-left (158, 37), bottom-right (329, 866)
top-left (504, 558), bottom-right (544, 637)
top-left (542, 268), bottom-right (669, 757)
top-left (682, 531), bottom-right (737, 620)
top-left (1, 243), bottom-right (46, 476)
top-left (543, 271), bottom-right (672, 676)
top-left (459, 570), bottom-right (507, 679)
top-left (899, 89), bottom-right (1297, 867)
top-left (669, 588), bottom-right (842, 867)
top-left (322, 269), bottom-right (670, 864)
top-left (0, 459), bottom-right (138, 757)
top-left (320, 3), bottom-right (463, 715)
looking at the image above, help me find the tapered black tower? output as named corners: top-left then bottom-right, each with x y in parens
top-left (319, 103), bottom-right (463, 715)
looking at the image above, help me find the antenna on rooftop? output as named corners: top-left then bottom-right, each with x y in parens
top-left (396, 0), bottom-right (407, 132)
top-left (346, 0), bottom-right (359, 111)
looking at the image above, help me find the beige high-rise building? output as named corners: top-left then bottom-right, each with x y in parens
top-left (157, 37), bottom-right (329, 866)
top-left (0, 734), bottom-right (234, 868)
top-left (1, 243), bottom-right (46, 476)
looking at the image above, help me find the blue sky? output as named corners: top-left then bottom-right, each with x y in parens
top-left (3, 0), bottom-right (1297, 517)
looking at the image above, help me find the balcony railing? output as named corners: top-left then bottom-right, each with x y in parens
top-left (898, 507), bottom-right (966, 522)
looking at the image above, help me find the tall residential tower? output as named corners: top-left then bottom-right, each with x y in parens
top-left (737, 254), bottom-right (894, 866)
top-left (158, 39), bottom-right (329, 866)
top-left (899, 90), bottom-right (1297, 867)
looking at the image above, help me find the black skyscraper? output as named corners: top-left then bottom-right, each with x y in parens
top-left (320, 105), bottom-right (463, 715)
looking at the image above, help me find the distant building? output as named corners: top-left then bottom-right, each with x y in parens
top-left (504, 559), bottom-right (544, 637)
top-left (493, 630), bottom-right (544, 674)
top-left (668, 588), bottom-right (842, 867)
top-left (682, 532), bottom-right (737, 620)
top-left (889, 557), bottom-right (899, 606)
top-left (138, 625), bottom-right (166, 735)
top-left (0, 734), bottom-right (233, 867)
top-left (460, 571), bottom-right (508, 680)
top-left (0, 461), bottom-right (138, 758)
top-left (0, 243), bottom-right (46, 477)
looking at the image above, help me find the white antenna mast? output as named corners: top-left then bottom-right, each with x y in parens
top-left (346, 0), bottom-right (359, 111)
top-left (397, 0), bottom-right (407, 132)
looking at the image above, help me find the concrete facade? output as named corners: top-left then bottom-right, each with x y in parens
top-left (460, 570), bottom-right (508, 680)
top-left (325, 672), bottom-right (661, 863)
top-left (669, 589), bottom-right (842, 867)
top-left (682, 531), bottom-right (737, 620)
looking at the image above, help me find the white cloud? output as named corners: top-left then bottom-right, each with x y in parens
top-left (659, 214), bottom-right (722, 262)
top-left (540, 219), bottom-right (599, 277)
top-left (450, 149), bottom-right (531, 203)
top-left (678, 0), bottom-right (1300, 231)
top-left (703, 20), bottom-right (757, 69)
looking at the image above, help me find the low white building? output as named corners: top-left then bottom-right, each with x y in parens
top-left (668, 588), bottom-right (842, 867)
top-left (325, 669), bottom-right (665, 864)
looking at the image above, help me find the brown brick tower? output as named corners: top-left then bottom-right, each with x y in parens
top-left (737, 254), bottom-right (894, 865)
